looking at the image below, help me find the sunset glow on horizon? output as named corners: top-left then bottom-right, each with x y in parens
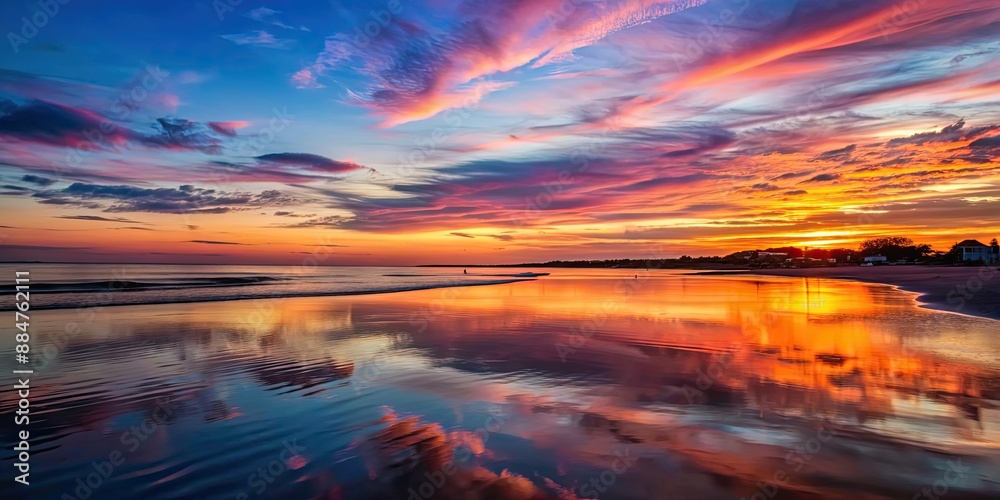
top-left (1, 0), bottom-right (998, 265)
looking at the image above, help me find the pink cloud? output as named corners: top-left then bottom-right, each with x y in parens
top-left (291, 68), bottom-right (323, 89)
top-left (208, 121), bottom-right (250, 137)
top-left (295, 0), bottom-right (706, 127)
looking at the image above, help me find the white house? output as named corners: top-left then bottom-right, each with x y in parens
top-left (758, 252), bottom-right (788, 258)
top-left (957, 239), bottom-right (993, 262)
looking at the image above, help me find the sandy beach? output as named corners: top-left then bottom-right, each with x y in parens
top-left (721, 265), bottom-right (1000, 321)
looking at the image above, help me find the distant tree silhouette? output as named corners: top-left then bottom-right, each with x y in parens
top-left (859, 237), bottom-right (912, 253)
top-left (859, 237), bottom-right (932, 261)
top-left (938, 242), bottom-right (963, 264)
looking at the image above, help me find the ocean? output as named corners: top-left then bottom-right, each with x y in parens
top-left (1, 264), bottom-right (999, 499)
top-left (0, 264), bottom-right (546, 309)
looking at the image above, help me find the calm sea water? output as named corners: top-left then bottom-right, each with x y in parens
top-left (1, 265), bottom-right (999, 499)
top-left (0, 264), bottom-right (540, 309)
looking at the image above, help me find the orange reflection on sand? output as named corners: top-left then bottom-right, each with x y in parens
top-left (357, 273), bottom-right (998, 443)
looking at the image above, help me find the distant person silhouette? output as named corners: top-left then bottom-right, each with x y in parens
top-left (463, 269), bottom-right (467, 274)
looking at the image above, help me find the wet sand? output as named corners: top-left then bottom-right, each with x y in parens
top-left (9, 270), bottom-right (1000, 499)
top-left (709, 265), bottom-right (1000, 321)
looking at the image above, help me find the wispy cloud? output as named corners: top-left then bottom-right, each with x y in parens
top-left (221, 30), bottom-right (293, 49)
top-left (55, 215), bottom-right (146, 224)
top-left (246, 6), bottom-right (309, 31)
top-left (33, 183), bottom-right (299, 214)
top-left (0, 101), bottom-right (229, 153)
top-left (22, 174), bottom-right (54, 186)
top-left (295, 0), bottom-right (707, 126)
top-left (255, 153), bottom-right (369, 173)
top-left (188, 240), bottom-right (249, 245)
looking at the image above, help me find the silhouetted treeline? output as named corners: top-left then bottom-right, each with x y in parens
top-left (423, 236), bottom-right (996, 268)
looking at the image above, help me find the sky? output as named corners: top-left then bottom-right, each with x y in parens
top-left (0, 0), bottom-right (998, 265)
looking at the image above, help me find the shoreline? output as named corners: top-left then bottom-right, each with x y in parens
top-left (697, 265), bottom-right (1000, 322)
top-left (14, 265), bottom-right (999, 321)
top-left (6, 277), bottom-right (535, 311)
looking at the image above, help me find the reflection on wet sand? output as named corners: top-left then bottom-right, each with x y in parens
top-left (6, 272), bottom-right (999, 498)
top-left (354, 407), bottom-right (570, 499)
